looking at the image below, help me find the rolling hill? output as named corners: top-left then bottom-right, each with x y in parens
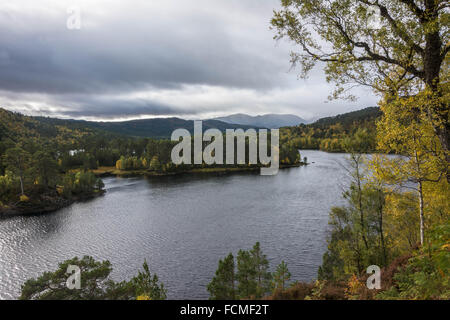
top-left (213, 113), bottom-right (306, 128)
top-left (281, 106), bottom-right (382, 152)
top-left (33, 116), bottom-right (261, 139)
top-left (309, 107), bottom-right (382, 128)
top-left (0, 106), bottom-right (381, 144)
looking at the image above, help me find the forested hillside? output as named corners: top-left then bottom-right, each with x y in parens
top-left (214, 113), bottom-right (306, 128)
top-left (0, 108), bottom-right (100, 148)
top-left (34, 115), bottom-right (260, 139)
top-left (0, 108), bottom-right (301, 214)
top-left (0, 108), bottom-right (109, 214)
top-left (281, 107), bottom-right (381, 152)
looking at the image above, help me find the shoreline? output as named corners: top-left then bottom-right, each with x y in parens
top-left (92, 163), bottom-right (305, 178)
top-left (0, 191), bottom-right (105, 218)
top-left (0, 163), bottom-right (304, 218)
top-left (0, 164), bottom-right (304, 217)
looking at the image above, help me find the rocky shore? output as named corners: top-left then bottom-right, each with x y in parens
top-left (0, 190), bottom-right (105, 218)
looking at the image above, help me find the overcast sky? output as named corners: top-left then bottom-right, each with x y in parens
top-left (0, 0), bottom-right (378, 121)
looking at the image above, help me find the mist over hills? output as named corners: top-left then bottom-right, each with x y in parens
top-left (213, 113), bottom-right (306, 129)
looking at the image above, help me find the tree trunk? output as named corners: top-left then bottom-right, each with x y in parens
top-left (19, 174), bottom-right (24, 196)
top-left (377, 189), bottom-right (387, 266)
top-left (422, 3), bottom-right (449, 180)
top-left (354, 156), bottom-right (369, 249)
top-left (418, 181), bottom-right (425, 246)
top-left (231, 269), bottom-right (235, 300)
top-left (424, 85), bottom-right (449, 182)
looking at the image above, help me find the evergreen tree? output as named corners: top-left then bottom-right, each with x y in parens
top-left (2, 147), bottom-right (31, 196)
top-left (131, 260), bottom-right (167, 300)
top-left (272, 261), bottom-right (291, 292)
top-left (250, 242), bottom-right (272, 298)
top-left (207, 253), bottom-right (236, 300)
top-left (32, 150), bottom-right (59, 187)
top-left (236, 249), bottom-right (257, 298)
top-left (19, 256), bottom-right (166, 300)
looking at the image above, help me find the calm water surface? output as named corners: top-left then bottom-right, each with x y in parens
top-left (0, 150), bottom-right (352, 299)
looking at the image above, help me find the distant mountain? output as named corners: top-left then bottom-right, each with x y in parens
top-left (213, 113), bottom-right (306, 129)
top-left (33, 116), bottom-right (260, 139)
top-left (1, 107), bottom-right (380, 142)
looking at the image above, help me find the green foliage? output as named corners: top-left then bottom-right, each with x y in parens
top-left (41, 116), bottom-right (259, 139)
top-left (149, 156), bottom-right (161, 171)
top-left (62, 171), bottom-right (104, 197)
top-left (236, 249), bottom-right (258, 298)
top-left (208, 242), bottom-right (281, 300)
top-left (2, 147), bottom-right (31, 195)
top-left (281, 107), bottom-right (380, 152)
top-left (272, 4), bottom-right (448, 299)
top-left (60, 152), bottom-right (98, 171)
top-left (377, 223), bottom-right (450, 300)
top-left (31, 150), bottom-right (59, 187)
top-left (250, 242), bottom-right (272, 298)
top-left (20, 256), bottom-right (118, 300)
top-left (0, 109), bottom-right (112, 206)
top-left (271, 1), bottom-right (448, 105)
top-left (342, 128), bottom-right (375, 154)
top-left (0, 174), bottom-right (17, 203)
top-left (116, 156), bottom-right (147, 171)
top-left (0, 107), bottom-right (306, 208)
top-left (318, 150), bottom-right (448, 299)
top-left (19, 256), bottom-right (166, 300)
top-left (280, 142), bottom-right (301, 165)
top-left (319, 155), bottom-right (389, 281)
top-left (130, 260), bottom-right (167, 300)
top-left (207, 253), bottom-right (236, 300)
top-left (272, 261), bottom-right (291, 291)
top-left (373, 92), bottom-right (447, 246)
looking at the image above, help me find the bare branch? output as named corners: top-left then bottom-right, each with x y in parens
top-left (398, 0), bottom-right (425, 21)
top-left (331, 18), bottom-right (425, 78)
top-left (357, 0), bottom-right (424, 56)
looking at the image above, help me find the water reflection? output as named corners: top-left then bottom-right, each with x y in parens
top-left (0, 150), bottom-right (351, 299)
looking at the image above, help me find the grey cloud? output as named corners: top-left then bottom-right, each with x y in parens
top-left (0, 0), bottom-right (378, 120)
top-left (57, 100), bottom-right (184, 119)
top-left (0, 0), bottom-right (287, 96)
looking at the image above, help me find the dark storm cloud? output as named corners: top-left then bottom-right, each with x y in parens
top-left (0, 0), bottom-right (286, 96)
